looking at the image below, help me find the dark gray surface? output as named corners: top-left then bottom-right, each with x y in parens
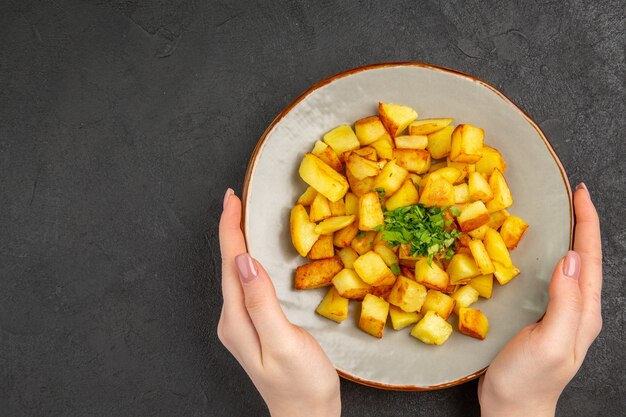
top-left (1, 0), bottom-right (624, 416)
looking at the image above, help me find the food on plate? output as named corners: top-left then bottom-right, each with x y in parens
top-left (289, 102), bottom-right (528, 344)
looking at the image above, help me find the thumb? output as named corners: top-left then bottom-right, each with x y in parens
top-left (537, 251), bottom-right (583, 345)
top-left (235, 253), bottom-right (294, 346)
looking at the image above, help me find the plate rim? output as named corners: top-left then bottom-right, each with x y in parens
top-left (241, 62), bottom-right (574, 390)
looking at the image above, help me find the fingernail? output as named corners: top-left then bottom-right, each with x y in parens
top-left (562, 251), bottom-right (580, 279)
top-left (235, 253), bottom-right (257, 283)
top-left (576, 182), bottom-right (588, 193)
top-left (223, 188), bottom-right (234, 210)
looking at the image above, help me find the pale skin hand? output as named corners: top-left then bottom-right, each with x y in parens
top-left (217, 189), bottom-right (341, 417)
top-left (478, 183), bottom-right (603, 417)
top-left (217, 185), bottom-right (601, 417)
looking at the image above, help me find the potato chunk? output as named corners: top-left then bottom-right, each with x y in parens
top-left (350, 231), bottom-right (377, 255)
top-left (389, 305), bottom-right (422, 330)
top-left (336, 247), bottom-right (359, 270)
top-left (446, 253), bottom-right (481, 284)
top-left (499, 215), bottom-right (529, 249)
top-left (299, 153), bottom-right (349, 202)
top-left (332, 268), bottom-right (372, 300)
top-left (353, 251), bottom-right (396, 286)
top-left (378, 102), bottom-right (417, 137)
top-left (370, 133), bottom-right (395, 160)
top-left (344, 192), bottom-right (359, 216)
top-left (454, 183), bottom-right (470, 204)
top-left (359, 294), bottom-right (390, 338)
top-left (419, 177), bottom-right (455, 207)
top-left (431, 166), bottom-right (462, 184)
top-left (346, 152), bottom-right (380, 180)
top-left (450, 124), bottom-right (484, 163)
top-left (358, 192), bottom-right (384, 231)
top-left (451, 285), bottom-right (480, 315)
top-left (486, 169), bottom-right (513, 212)
top-left (385, 179), bottom-right (420, 211)
top-left (409, 118), bottom-right (453, 135)
top-left (311, 140), bottom-right (343, 172)
top-left (487, 209), bottom-right (510, 230)
top-left (295, 257), bottom-right (343, 289)
top-left (387, 276), bottom-right (428, 312)
top-left (290, 204), bottom-right (320, 257)
top-left (323, 125), bottom-right (360, 155)
top-left (458, 307), bottom-right (489, 340)
top-left (484, 227), bottom-right (513, 267)
top-left (414, 258), bottom-right (450, 291)
top-left (395, 135), bottom-right (428, 150)
top-left (329, 198), bottom-right (345, 216)
top-left (355, 115), bottom-right (388, 145)
top-left (469, 274), bottom-right (494, 299)
top-left (493, 261), bottom-right (520, 285)
top-left (345, 168), bottom-right (375, 197)
top-left (316, 286), bottom-right (349, 323)
top-left (446, 158), bottom-right (470, 183)
top-left (333, 220), bottom-right (359, 248)
top-left (373, 244), bottom-right (399, 268)
top-left (373, 159), bottom-right (409, 196)
top-left (410, 310), bottom-right (453, 345)
top-left (307, 234), bottom-right (335, 260)
top-left (457, 201), bottom-right (490, 232)
top-left (420, 289), bottom-right (456, 320)
top-left (467, 224), bottom-right (489, 239)
top-left (475, 146), bottom-right (506, 176)
top-left (309, 193), bottom-right (332, 222)
top-left (314, 215), bottom-right (356, 235)
top-left (427, 125), bottom-right (455, 159)
top-left (393, 149), bottom-right (431, 174)
top-left (468, 172), bottom-right (494, 203)
top-left (468, 239), bottom-right (495, 274)
top-left (296, 186), bottom-right (317, 206)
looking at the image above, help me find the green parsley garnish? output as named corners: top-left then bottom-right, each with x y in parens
top-left (375, 187), bottom-right (385, 197)
top-left (355, 231), bottom-right (366, 239)
top-left (381, 204), bottom-right (461, 264)
top-left (390, 263), bottom-right (401, 275)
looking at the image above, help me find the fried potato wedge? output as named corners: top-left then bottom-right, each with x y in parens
top-left (379, 102), bottom-right (417, 137)
top-left (295, 257), bottom-right (343, 290)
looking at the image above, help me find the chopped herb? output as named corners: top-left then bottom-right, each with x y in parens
top-left (375, 187), bottom-right (385, 197)
top-left (372, 224), bottom-right (384, 232)
top-left (449, 206), bottom-right (461, 217)
top-left (355, 231), bottom-right (366, 239)
top-left (381, 204), bottom-right (461, 264)
top-left (390, 263), bottom-right (401, 275)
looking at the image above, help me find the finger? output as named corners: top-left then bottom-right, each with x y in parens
top-left (235, 253), bottom-right (294, 349)
top-left (572, 184), bottom-right (603, 353)
top-left (218, 189), bottom-right (262, 363)
top-left (537, 252), bottom-right (583, 347)
top-left (219, 189), bottom-right (248, 315)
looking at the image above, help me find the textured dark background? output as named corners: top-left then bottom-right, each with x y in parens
top-left (1, 0), bottom-right (624, 416)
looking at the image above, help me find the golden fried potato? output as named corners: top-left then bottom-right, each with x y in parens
top-left (458, 307), bottom-right (489, 339)
top-left (299, 153), bottom-right (349, 202)
top-left (359, 294), bottom-right (390, 338)
top-left (316, 286), bottom-right (349, 323)
top-left (290, 204), bottom-right (320, 257)
top-left (378, 102), bottom-right (417, 137)
top-left (411, 310), bottom-right (453, 345)
top-left (295, 257), bottom-right (343, 289)
top-left (450, 124), bottom-right (484, 163)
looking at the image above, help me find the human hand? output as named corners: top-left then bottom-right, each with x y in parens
top-left (478, 183), bottom-right (602, 417)
top-left (217, 189), bottom-right (341, 417)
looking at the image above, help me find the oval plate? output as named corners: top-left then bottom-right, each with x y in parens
top-left (242, 63), bottom-right (572, 390)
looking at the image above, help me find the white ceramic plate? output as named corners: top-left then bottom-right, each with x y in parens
top-left (242, 63), bottom-right (573, 390)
